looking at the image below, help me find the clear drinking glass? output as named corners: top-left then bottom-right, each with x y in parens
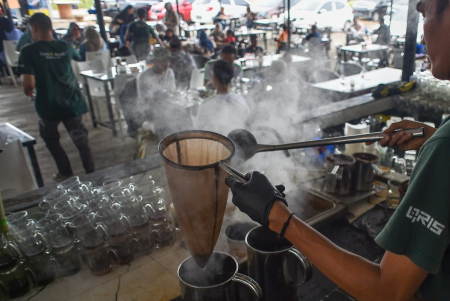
top-left (40, 190), bottom-right (69, 212)
top-left (95, 204), bottom-right (137, 265)
top-left (8, 222), bottom-right (58, 286)
top-left (67, 182), bottom-right (93, 199)
top-left (36, 219), bottom-right (81, 276)
top-left (387, 180), bottom-right (401, 208)
top-left (57, 176), bottom-right (80, 190)
top-left (102, 180), bottom-right (123, 197)
top-left (6, 211), bottom-right (29, 228)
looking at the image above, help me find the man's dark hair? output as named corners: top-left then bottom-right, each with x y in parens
top-left (311, 25), bottom-right (318, 32)
top-left (29, 13), bottom-right (52, 31)
top-left (221, 45), bottom-right (236, 56)
top-left (281, 24), bottom-right (287, 31)
top-left (170, 37), bottom-right (182, 51)
top-left (226, 29), bottom-right (234, 36)
top-left (213, 60), bottom-right (234, 85)
top-left (137, 8), bottom-right (146, 18)
top-left (250, 34), bottom-right (257, 41)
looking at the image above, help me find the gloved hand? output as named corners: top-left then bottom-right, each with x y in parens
top-left (225, 171), bottom-right (287, 227)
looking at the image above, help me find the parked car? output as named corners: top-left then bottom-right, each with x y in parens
top-left (248, 0), bottom-right (303, 19)
top-left (281, 0), bottom-right (354, 32)
top-left (352, 0), bottom-right (388, 21)
top-left (190, 0), bottom-right (250, 24)
top-left (149, 0), bottom-right (194, 21)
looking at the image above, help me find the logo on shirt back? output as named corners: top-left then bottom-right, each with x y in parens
top-left (39, 51), bottom-right (67, 59)
top-left (406, 206), bottom-right (445, 235)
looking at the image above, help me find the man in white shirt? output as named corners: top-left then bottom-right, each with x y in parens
top-left (121, 47), bottom-right (178, 137)
top-left (196, 60), bottom-right (250, 136)
top-left (204, 45), bottom-right (243, 86)
top-left (137, 47), bottom-right (176, 99)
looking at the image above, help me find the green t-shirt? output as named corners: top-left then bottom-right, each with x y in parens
top-left (375, 117), bottom-right (450, 300)
top-left (127, 20), bottom-right (156, 44)
top-left (18, 40), bottom-right (88, 121)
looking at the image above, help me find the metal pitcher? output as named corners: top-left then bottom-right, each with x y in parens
top-left (324, 154), bottom-right (356, 195)
top-left (246, 226), bottom-right (312, 301)
top-left (178, 252), bottom-right (262, 301)
top-left (352, 153), bottom-right (383, 192)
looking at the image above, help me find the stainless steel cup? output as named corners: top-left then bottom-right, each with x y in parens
top-left (352, 153), bottom-right (382, 192)
top-left (246, 226), bottom-right (312, 301)
top-left (324, 154), bottom-right (356, 195)
top-left (178, 252), bottom-right (262, 301)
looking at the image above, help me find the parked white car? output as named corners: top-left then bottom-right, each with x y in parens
top-left (281, 0), bottom-right (354, 31)
top-left (190, 0), bottom-right (250, 24)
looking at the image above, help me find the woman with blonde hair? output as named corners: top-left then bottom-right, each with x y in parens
top-left (79, 27), bottom-right (108, 61)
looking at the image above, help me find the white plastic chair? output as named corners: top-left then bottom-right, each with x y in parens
top-left (190, 69), bottom-right (204, 89)
top-left (3, 40), bottom-right (20, 87)
top-left (0, 140), bottom-right (37, 198)
top-left (111, 55), bottom-right (138, 66)
top-left (77, 60), bottom-right (110, 122)
top-left (86, 50), bottom-right (111, 70)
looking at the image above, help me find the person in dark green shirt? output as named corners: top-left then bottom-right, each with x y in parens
top-left (125, 8), bottom-right (157, 61)
top-left (223, 0), bottom-right (450, 299)
top-left (18, 13), bottom-right (95, 182)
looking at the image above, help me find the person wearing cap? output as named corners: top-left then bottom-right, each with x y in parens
top-left (125, 8), bottom-right (157, 61)
top-left (196, 60), bottom-right (250, 136)
top-left (204, 45), bottom-right (242, 86)
top-left (226, 0), bottom-right (450, 299)
top-left (245, 35), bottom-right (264, 55)
top-left (137, 47), bottom-right (175, 100)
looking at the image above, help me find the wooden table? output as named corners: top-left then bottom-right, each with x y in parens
top-left (234, 29), bottom-right (268, 49)
top-left (312, 67), bottom-right (402, 95)
top-left (0, 123), bottom-right (43, 187)
top-left (339, 44), bottom-right (389, 62)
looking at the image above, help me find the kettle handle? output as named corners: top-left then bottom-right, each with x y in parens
top-left (232, 273), bottom-right (263, 301)
top-left (287, 248), bottom-right (313, 284)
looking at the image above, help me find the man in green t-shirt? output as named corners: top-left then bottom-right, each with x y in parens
top-left (125, 8), bottom-right (157, 61)
top-left (223, 0), bottom-right (450, 299)
top-left (18, 13), bottom-right (95, 182)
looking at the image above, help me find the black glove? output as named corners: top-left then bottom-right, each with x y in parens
top-left (225, 171), bottom-right (287, 227)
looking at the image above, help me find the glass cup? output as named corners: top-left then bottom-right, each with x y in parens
top-left (39, 190), bottom-right (69, 212)
top-left (67, 213), bottom-right (108, 250)
top-left (36, 219), bottom-right (81, 277)
top-left (86, 190), bottom-right (111, 212)
top-left (82, 241), bottom-right (119, 276)
top-left (120, 197), bottom-right (155, 255)
top-left (8, 222), bottom-right (58, 286)
top-left (387, 180), bottom-right (401, 209)
top-left (393, 158), bottom-right (407, 175)
top-left (67, 182), bottom-right (93, 199)
top-left (6, 211), bottom-right (29, 228)
top-left (0, 260), bottom-right (30, 298)
top-left (57, 176), bottom-right (80, 190)
top-left (96, 204), bottom-right (138, 265)
top-left (53, 200), bottom-right (89, 223)
top-left (102, 180), bottom-right (123, 197)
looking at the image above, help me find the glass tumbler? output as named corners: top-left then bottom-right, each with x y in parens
top-left (36, 219), bottom-right (81, 277)
top-left (387, 180), bottom-right (401, 209)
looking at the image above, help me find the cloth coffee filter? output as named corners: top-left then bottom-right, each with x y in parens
top-left (159, 131), bottom-right (235, 268)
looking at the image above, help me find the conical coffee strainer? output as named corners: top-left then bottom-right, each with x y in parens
top-left (159, 131), bottom-right (235, 268)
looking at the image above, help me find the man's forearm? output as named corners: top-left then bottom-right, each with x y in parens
top-left (268, 201), bottom-right (414, 301)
